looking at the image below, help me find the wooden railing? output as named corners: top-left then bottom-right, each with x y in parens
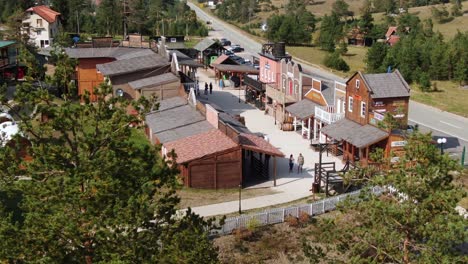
top-left (314, 105), bottom-right (345, 124)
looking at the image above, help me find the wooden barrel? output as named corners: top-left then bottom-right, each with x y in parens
top-left (282, 123), bottom-right (293, 131)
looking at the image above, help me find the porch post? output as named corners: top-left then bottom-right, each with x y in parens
top-left (308, 118), bottom-right (311, 140)
top-left (301, 120), bottom-right (305, 137)
top-left (294, 117), bottom-right (297, 131)
top-left (313, 118), bottom-right (317, 140)
top-left (273, 156), bottom-right (277, 187)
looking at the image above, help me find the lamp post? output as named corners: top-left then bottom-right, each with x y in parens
top-left (437, 137), bottom-right (447, 155)
top-left (238, 85), bottom-right (241, 103)
top-left (238, 183), bottom-right (242, 214)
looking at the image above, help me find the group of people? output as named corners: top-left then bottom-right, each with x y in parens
top-left (289, 153), bottom-right (304, 174)
top-left (195, 82), bottom-right (214, 96)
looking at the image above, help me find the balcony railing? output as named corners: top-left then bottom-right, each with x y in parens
top-left (315, 106), bottom-right (345, 124)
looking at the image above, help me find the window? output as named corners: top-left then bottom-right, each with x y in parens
top-left (348, 96), bottom-right (353, 112)
top-left (361, 102), bottom-right (366, 117)
top-left (356, 79), bottom-right (360, 89)
top-left (37, 30), bottom-right (42, 36)
top-left (170, 38), bottom-right (176, 43)
top-left (37, 19), bottom-right (43, 27)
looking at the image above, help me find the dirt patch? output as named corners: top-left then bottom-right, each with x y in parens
top-left (177, 187), bottom-right (279, 209)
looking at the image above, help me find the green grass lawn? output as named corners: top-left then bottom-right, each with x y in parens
top-left (410, 81), bottom-right (468, 118)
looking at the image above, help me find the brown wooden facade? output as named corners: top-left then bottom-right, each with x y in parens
top-left (76, 58), bottom-right (115, 101)
top-left (179, 147), bottom-right (242, 189)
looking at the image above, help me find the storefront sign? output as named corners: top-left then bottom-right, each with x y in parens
top-left (391, 141), bottom-right (407, 147)
top-left (287, 72), bottom-right (293, 78)
top-left (374, 112), bottom-right (384, 121)
top-left (393, 100), bottom-right (405, 106)
top-left (374, 101), bottom-right (384, 107)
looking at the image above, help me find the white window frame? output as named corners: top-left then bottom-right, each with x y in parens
top-left (361, 102), bottom-right (366, 117)
top-left (356, 79), bottom-right (360, 89)
top-left (170, 38), bottom-right (177, 43)
top-left (348, 96), bottom-right (353, 112)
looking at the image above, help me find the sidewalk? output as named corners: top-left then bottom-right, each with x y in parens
top-left (187, 68), bottom-right (344, 217)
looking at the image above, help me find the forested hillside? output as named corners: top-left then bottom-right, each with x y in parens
top-left (0, 0), bottom-right (208, 37)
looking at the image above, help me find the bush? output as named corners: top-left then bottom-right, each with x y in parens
top-left (298, 212), bottom-right (311, 225)
top-left (324, 51), bottom-right (350, 72)
top-left (285, 215), bottom-right (299, 227)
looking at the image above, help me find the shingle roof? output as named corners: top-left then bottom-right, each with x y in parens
top-left (165, 130), bottom-right (238, 163)
top-left (26, 5), bottom-right (60, 23)
top-left (321, 118), bottom-right (389, 148)
top-left (145, 104), bottom-right (205, 134)
top-left (155, 120), bottom-right (215, 144)
top-left (64, 47), bottom-right (155, 59)
top-left (157, 97), bottom-right (187, 111)
top-left (211, 54), bottom-right (230, 65)
top-left (238, 133), bottom-right (283, 157)
top-left (286, 99), bottom-right (319, 119)
top-left (193, 38), bottom-right (216, 52)
top-left (0, 41), bottom-right (15, 49)
top-left (385, 26), bottom-right (398, 39)
top-left (218, 112), bottom-right (251, 134)
top-left (361, 70), bottom-right (410, 99)
top-left (320, 79), bottom-right (335, 105)
top-left (128, 72), bottom-right (179, 90)
top-left (96, 54), bottom-right (169, 76)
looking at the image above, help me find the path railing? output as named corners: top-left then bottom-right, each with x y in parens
top-left (212, 186), bottom-right (384, 236)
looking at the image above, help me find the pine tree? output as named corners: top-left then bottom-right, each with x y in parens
top-left (304, 132), bottom-right (467, 263)
top-left (365, 42), bottom-right (388, 73)
top-left (0, 75), bottom-right (219, 262)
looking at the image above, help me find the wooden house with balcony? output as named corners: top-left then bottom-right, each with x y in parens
top-left (321, 70), bottom-right (411, 166)
top-left (244, 74), bottom-right (266, 110)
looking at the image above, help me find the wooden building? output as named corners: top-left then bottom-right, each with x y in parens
top-left (193, 38), bottom-right (225, 67)
top-left (145, 96), bottom-right (283, 189)
top-left (65, 47), bottom-right (156, 101)
top-left (0, 41), bottom-right (17, 80)
top-left (321, 70), bottom-right (411, 166)
top-left (96, 53), bottom-right (172, 100)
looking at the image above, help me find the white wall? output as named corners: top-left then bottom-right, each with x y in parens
top-left (21, 11), bottom-right (60, 48)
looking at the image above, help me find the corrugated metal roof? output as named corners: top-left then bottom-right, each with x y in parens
top-left (64, 47), bottom-right (155, 59)
top-left (128, 72), bottom-right (179, 90)
top-left (286, 99), bottom-right (319, 119)
top-left (0, 41), bottom-right (15, 48)
top-left (155, 120), bottom-right (215, 144)
top-left (145, 104), bottom-right (204, 134)
top-left (193, 38), bottom-right (216, 52)
top-left (96, 54), bottom-right (169, 76)
top-left (164, 130), bottom-right (238, 164)
top-left (362, 70), bottom-right (410, 99)
top-left (321, 118), bottom-right (389, 148)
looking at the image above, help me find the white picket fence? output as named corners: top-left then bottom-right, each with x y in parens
top-left (212, 186), bottom-right (384, 236)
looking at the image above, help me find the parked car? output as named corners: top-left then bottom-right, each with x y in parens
top-left (220, 38), bottom-right (231, 46)
top-left (224, 50), bottom-right (234, 56)
top-left (229, 45), bottom-right (244, 53)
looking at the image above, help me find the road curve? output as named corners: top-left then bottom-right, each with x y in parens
top-left (188, 2), bottom-right (468, 142)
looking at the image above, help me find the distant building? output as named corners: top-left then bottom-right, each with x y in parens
top-left (385, 26), bottom-right (401, 46)
top-left (0, 41), bottom-right (18, 80)
top-left (21, 5), bottom-right (61, 48)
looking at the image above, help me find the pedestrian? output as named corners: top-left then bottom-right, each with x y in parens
top-left (297, 153), bottom-right (304, 173)
top-left (289, 154), bottom-right (294, 173)
top-left (205, 82), bottom-right (208, 95)
top-left (209, 82), bottom-right (213, 94)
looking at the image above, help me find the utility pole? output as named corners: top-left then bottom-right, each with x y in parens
top-left (122, 0), bottom-right (129, 39)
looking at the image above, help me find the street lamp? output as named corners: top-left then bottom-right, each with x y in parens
top-left (437, 137), bottom-right (447, 155)
top-left (238, 86), bottom-right (241, 103)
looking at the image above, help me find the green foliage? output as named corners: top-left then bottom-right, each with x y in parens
top-left (324, 51), bottom-right (350, 72)
top-left (47, 45), bottom-right (77, 97)
top-left (332, 0), bottom-right (353, 18)
top-left (304, 132), bottom-right (467, 263)
top-left (418, 72), bottom-right (432, 92)
top-left (265, 2), bottom-right (316, 45)
top-left (317, 12), bottom-right (343, 52)
top-left (0, 71), bottom-right (219, 262)
top-left (365, 41), bottom-right (388, 72)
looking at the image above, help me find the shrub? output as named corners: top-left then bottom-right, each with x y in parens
top-left (285, 215), bottom-right (299, 227)
top-left (298, 211), bottom-right (311, 226)
top-left (324, 51), bottom-right (350, 72)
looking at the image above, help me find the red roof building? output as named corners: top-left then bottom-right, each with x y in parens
top-left (26, 5), bottom-right (60, 23)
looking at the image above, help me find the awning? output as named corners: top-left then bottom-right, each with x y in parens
top-left (211, 64), bottom-right (259, 74)
top-left (285, 99), bottom-right (319, 120)
top-left (321, 119), bottom-right (389, 148)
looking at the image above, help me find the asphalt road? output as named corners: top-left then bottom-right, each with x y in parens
top-left (188, 2), bottom-right (468, 164)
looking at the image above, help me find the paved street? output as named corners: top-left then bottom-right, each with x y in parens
top-left (188, 2), bottom-right (468, 160)
top-left (189, 68), bottom-right (343, 217)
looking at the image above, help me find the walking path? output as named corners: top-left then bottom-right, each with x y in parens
top-left (187, 68), bottom-right (343, 217)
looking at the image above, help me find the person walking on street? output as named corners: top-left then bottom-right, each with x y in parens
top-left (297, 153), bottom-right (304, 173)
top-left (289, 154), bottom-right (294, 173)
top-left (209, 82), bottom-right (213, 94)
top-left (204, 82), bottom-right (208, 95)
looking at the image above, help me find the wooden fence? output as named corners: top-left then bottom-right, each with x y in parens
top-left (212, 186), bottom-right (384, 236)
